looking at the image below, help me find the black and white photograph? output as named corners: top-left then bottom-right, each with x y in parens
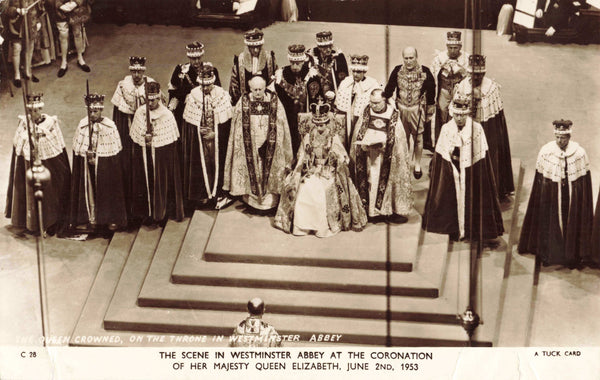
top-left (0, 0), bottom-right (599, 378)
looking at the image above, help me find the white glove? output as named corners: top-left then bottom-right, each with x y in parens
top-left (545, 26), bottom-right (556, 37)
top-left (232, 1), bottom-right (240, 11)
top-left (168, 98), bottom-right (179, 111)
top-left (16, 8), bottom-right (27, 16)
top-left (60, 1), bottom-right (78, 13)
top-left (535, 9), bottom-right (543, 18)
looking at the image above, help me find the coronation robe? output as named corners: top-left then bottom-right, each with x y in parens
top-left (306, 47), bottom-right (348, 103)
top-left (274, 118), bottom-right (367, 236)
top-left (168, 62), bottom-right (222, 130)
top-left (5, 115), bottom-right (71, 233)
top-left (181, 85), bottom-right (233, 204)
top-left (224, 91), bottom-right (293, 210)
top-left (111, 75), bottom-right (161, 217)
top-left (422, 118), bottom-right (504, 240)
top-left (431, 50), bottom-right (469, 143)
top-left (350, 105), bottom-right (413, 217)
top-left (129, 104), bottom-right (184, 222)
top-left (229, 48), bottom-right (277, 106)
top-left (455, 77), bottom-right (514, 198)
top-left (69, 117), bottom-right (127, 229)
top-left (273, 64), bottom-right (310, 157)
top-left (518, 141), bottom-right (595, 267)
top-left (229, 316), bottom-right (281, 348)
top-left (334, 75), bottom-right (380, 149)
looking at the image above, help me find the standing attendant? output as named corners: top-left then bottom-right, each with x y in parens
top-left (350, 89), bottom-right (413, 224)
top-left (335, 54), bottom-right (380, 150)
top-left (422, 94), bottom-right (503, 241)
top-left (518, 120), bottom-right (595, 268)
top-left (55, 0), bottom-right (91, 77)
top-left (224, 76), bottom-right (292, 212)
top-left (306, 30), bottom-right (348, 104)
top-left (229, 28), bottom-right (277, 106)
top-left (383, 47), bottom-right (436, 179)
top-left (455, 54), bottom-right (514, 199)
top-left (6, 93), bottom-right (71, 235)
top-left (273, 44), bottom-right (311, 158)
top-left (168, 41), bottom-right (222, 132)
top-left (129, 82), bottom-right (184, 224)
top-left (69, 93), bottom-right (127, 233)
top-left (181, 64), bottom-right (233, 211)
top-left (431, 31), bottom-right (469, 147)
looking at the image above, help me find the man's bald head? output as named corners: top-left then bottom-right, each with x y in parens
top-left (402, 47), bottom-right (418, 71)
top-left (249, 76), bottom-right (266, 100)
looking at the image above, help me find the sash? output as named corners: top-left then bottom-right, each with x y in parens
top-left (355, 108), bottom-right (397, 210)
top-left (241, 95), bottom-right (279, 196)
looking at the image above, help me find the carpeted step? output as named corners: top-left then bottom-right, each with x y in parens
top-left (200, 203), bottom-right (419, 272)
top-left (137, 210), bottom-right (457, 323)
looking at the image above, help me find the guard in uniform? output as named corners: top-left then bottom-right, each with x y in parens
top-left (55, 0), bottom-right (91, 77)
top-left (335, 54), bottom-right (380, 150)
top-left (383, 47), bottom-right (435, 179)
top-left (229, 298), bottom-right (281, 347)
top-left (431, 31), bottom-right (469, 147)
top-left (273, 44), bottom-right (311, 158)
top-left (69, 93), bottom-right (127, 234)
top-left (229, 28), bottom-right (277, 107)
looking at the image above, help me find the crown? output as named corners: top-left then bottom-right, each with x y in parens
top-left (26, 93), bottom-right (44, 109)
top-left (446, 31), bottom-right (462, 45)
top-left (449, 92), bottom-right (471, 115)
top-left (145, 81), bottom-right (161, 100)
top-left (468, 54), bottom-right (486, 73)
top-left (196, 62), bottom-right (216, 85)
top-left (186, 41), bottom-right (205, 58)
top-left (287, 44), bottom-right (306, 62)
top-left (553, 119), bottom-right (573, 135)
top-left (316, 31), bottom-right (334, 46)
top-left (244, 28), bottom-right (264, 46)
top-left (310, 98), bottom-right (331, 124)
top-left (129, 56), bottom-right (147, 71)
top-left (84, 93), bottom-right (105, 109)
top-left (349, 54), bottom-right (369, 72)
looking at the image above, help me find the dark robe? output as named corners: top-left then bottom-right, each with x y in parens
top-left (229, 49), bottom-right (277, 106)
top-left (274, 64), bottom-right (310, 158)
top-left (422, 118), bottom-right (504, 241)
top-left (129, 104), bottom-right (184, 222)
top-left (181, 86), bottom-right (232, 205)
top-left (306, 47), bottom-right (348, 98)
top-left (455, 77), bottom-right (515, 199)
top-left (168, 62), bottom-right (222, 131)
top-left (518, 141), bottom-right (595, 267)
top-left (69, 117), bottom-right (127, 229)
top-left (5, 115), bottom-right (71, 233)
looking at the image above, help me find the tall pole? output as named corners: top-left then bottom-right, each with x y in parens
top-left (459, 0), bottom-right (482, 347)
top-left (21, 0), bottom-right (51, 347)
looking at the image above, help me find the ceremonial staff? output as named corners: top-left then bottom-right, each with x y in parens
top-left (85, 80), bottom-right (96, 226)
top-left (143, 77), bottom-right (153, 218)
top-left (20, 0), bottom-right (51, 347)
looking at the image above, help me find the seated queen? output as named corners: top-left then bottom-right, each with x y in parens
top-left (274, 101), bottom-right (367, 237)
